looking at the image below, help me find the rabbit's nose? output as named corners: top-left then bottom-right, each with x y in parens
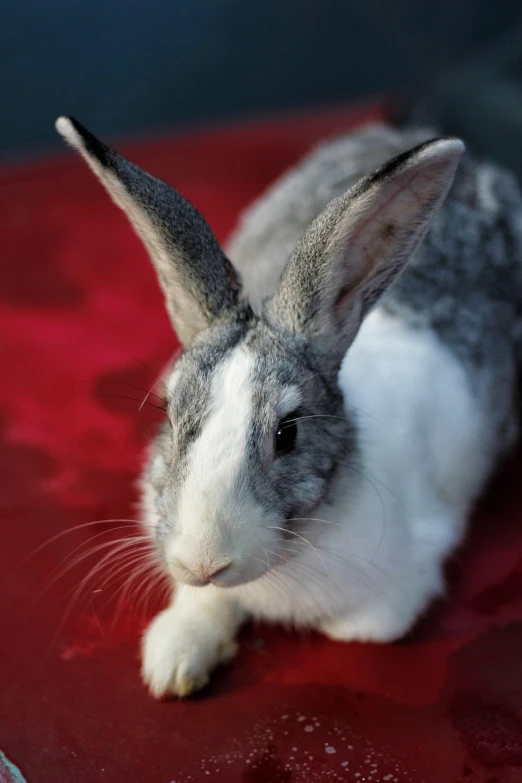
top-left (172, 558), bottom-right (233, 586)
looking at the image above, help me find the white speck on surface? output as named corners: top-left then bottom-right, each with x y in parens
top-left (292, 747), bottom-right (298, 752)
top-left (382, 776), bottom-right (392, 781)
top-left (325, 746), bottom-right (337, 754)
top-left (341, 761), bottom-right (349, 767)
top-left (297, 716), bottom-right (306, 722)
top-left (348, 746), bottom-right (354, 750)
top-left (314, 722), bottom-right (321, 727)
top-left (281, 714), bottom-right (289, 719)
top-left (304, 725), bottom-right (314, 732)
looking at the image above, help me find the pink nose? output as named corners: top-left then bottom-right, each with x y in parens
top-left (174, 559), bottom-right (232, 585)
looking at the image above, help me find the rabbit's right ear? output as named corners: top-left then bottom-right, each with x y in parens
top-left (55, 117), bottom-right (241, 345)
top-left (265, 137), bottom-right (464, 375)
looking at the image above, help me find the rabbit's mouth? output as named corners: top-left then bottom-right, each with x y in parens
top-left (166, 544), bottom-right (273, 589)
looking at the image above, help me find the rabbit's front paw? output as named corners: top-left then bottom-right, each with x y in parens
top-left (141, 605), bottom-right (237, 698)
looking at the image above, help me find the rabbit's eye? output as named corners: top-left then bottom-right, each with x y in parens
top-left (275, 413), bottom-right (298, 456)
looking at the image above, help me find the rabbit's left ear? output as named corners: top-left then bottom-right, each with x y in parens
top-left (56, 117), bottom-right (241, 345)
top-left (266, 137), bottom-right (464, 373)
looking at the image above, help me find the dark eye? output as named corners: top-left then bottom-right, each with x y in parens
top-left (275, 412), bottom-right (298, 457)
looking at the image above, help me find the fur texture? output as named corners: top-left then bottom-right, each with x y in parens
top-left (56, 118), bottom-right (522, 699)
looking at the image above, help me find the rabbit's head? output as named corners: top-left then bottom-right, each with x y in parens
top-left (56, 117), bottom-right (462, 588)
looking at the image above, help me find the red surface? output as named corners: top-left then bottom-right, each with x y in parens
top-left (1, 104), bottom-right (522, 783)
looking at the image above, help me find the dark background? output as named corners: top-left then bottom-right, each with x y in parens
top-left (2, 0), bottom-right (522, 165)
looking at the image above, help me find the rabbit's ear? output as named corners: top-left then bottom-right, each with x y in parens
top-left (56, 116), bottom-right (241, 345)
top-left (266, 138), bottom-right (464, 373)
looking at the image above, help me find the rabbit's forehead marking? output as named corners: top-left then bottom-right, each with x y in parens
top-left (180, 345), bottom-right (255, 500)
top-left (166, 321), bottom-right (248, 455)
top-left (172, 326), bottom-right (308, 477)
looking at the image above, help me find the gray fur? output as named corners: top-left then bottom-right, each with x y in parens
top-left (60, 117), bottom-right (242, 345)
top-left (148, 314), bottom-right (253, 552)
top-left (147, 318), bottom-right (355, 559)
top-left (244, 323), bottom-right (354, 523)
top-left (264, 136), bottom-right (462, 376)
top-left (59, 119), bottom-right (522, 588)
top-left (228, 123), bottom-right (522, 464)
top-left (227, 125), bottom-right (437, 309)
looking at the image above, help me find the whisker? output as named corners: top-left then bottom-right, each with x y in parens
top-left (267, 526), bottom-right (330, 578)
top-left (288, 410), bottom-right (395, 438)
top-left (55, 541), bottom-right (151, 614)
top-left (338, 463), bottom-right (387, 558)
top-left (341, 462), bottom-right (414, 525)
top-left (42, 528), bottom-right (142, 588)
top-left (288, 516), bottom-right (341, 527)
top-left (139, 379), bottom-right (166, 412)
top-left (78, 338), bottom-right (173, 393)
top-left (88, 393), bottom-right (166, 412)
top-left (312, 546), bottom-right (397, 611)
top-left (22, 518), bottom-right (152, 566)
top-left (288, 414), bottom-right (348, 423)
top-left (246, 554), bottom-right (297, 606)
top-left (263, 549), bottom-right (328, 612)
top-left (136, 567), bottom-right (169, 619)
top-left (37, 535), bottom-right (152, 601)
top-left (93, 553), bottom-right (155, 617)
top-left (278, 540), bottom-right (397, 613)
top-left (259, 547), bottom-right (271, 571)
top-left (267, 558), bottom-right (335, 616)
top-left (65, 380), bottom-right (167, 406)
top-left (287, 408), bottom-right (398, 438)
top-left (349, 405), bottom-right (398, 437)
top-left (48, 529), bottom-right (152, 579)
top-left (45, 549), bottom-right (145, 657)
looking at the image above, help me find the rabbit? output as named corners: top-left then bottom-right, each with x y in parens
top-left (56, 116), bottom-right (522, 699)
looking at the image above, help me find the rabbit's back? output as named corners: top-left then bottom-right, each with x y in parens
top-left (227, 124), bottom-right (436, 309)
top-left (228, 125), bottom-right (522, 342)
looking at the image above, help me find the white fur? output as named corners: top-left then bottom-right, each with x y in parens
top-left (55, 116), bottom-right (484, 698)
top-left (235, 308), bottom-right (488, 630)
top-left (142, 308), bottom-right (490, 695)
top-left (141, 584), bottom-right (244, 698)
top-left (166, 347), bottom-right (275, 585)
top-left (277, 385), bottom-right (302, 416)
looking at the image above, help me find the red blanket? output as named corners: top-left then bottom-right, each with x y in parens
top-left (1, 104), bottom-right (522, 783)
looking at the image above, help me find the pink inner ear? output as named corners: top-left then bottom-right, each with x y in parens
top-left (334, 283), bottom-right (356, 316)
top-left (329, 162), bottom-right (435, 319)
top-left (331, 216), bottom-right (403, 321)
top-left (343, 161), bottom-right (434, 269)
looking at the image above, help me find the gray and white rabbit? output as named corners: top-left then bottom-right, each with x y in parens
top-left (56, 116), bottom-right (522, 698)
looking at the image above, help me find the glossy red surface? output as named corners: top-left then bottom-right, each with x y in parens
top-left (1, 105), bottom-right (522, 783)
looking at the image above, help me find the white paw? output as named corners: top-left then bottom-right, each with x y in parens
top-left (141, 605), bottom-right (237, 699)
